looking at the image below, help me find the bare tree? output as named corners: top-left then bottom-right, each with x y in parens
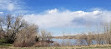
top-left (0, 16), bottom-right (4, 39)
top-left (13, 22), bottom-right (38, 47)
top-left (4, 15), bottom-right (25, 43)
top-left (40, 30), bottom-right (52, 41)
top-left (103, 23), bottom-right (111, 44)
top-left (0, 15), bottom-right (40, 47)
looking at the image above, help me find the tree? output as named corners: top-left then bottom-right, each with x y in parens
top-left (40, 30), bottom-right (52, 41)
top-left (14, 23), bottom-right (38, 47)
top-left (0, 16), bottom-right (4, 39)
top-left (0, 15), bottom-right (39, 47)
top-left (5, 15), bottom-right (24, 43)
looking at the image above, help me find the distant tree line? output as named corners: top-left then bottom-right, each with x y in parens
top-left (76, 23), bottom-right (111, 46)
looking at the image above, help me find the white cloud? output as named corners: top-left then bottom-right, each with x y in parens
top-left (23, 9), bottom-right (111, 28)
top-left (0, 0), bottom-right (23, 11)
top-left (8, 3), bottom-right (14, 11)
top-left (0, 12), bottom-right (3, 14)
top-left (47, 9), bottom-right (58, 14)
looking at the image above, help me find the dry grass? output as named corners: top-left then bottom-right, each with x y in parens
top-left (1, 45), bottom-right (111, 49)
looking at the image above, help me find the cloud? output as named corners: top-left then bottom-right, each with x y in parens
top-left (0, 0), bottom-right (24, 11)
top-left (23, 9), bottom-right (111, 28)
top-left (47, 9), bottom-right (58, 14)
top-left (0, 12), bottom-right (3, 14)
top-left (8, 3), bottom-right (14, 11)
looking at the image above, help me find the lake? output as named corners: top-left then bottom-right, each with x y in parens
top-left (52, 39), bottom-right (107, 46)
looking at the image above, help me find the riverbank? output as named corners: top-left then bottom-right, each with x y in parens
top-left (1, 44), bottom-right (111, 49)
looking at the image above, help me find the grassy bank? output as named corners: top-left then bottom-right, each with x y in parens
top-left (1, 45), bottom-right (111, 49)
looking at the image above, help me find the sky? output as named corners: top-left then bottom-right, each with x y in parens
top-left (0, 0), bottom-right (111, 36)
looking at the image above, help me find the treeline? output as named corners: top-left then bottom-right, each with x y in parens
top-left (0, 15), bottom-right (52, 47)
top-left (51, 24), bottom-right (111, 46)
top-left (75, 24), bottom-right (111, 46)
